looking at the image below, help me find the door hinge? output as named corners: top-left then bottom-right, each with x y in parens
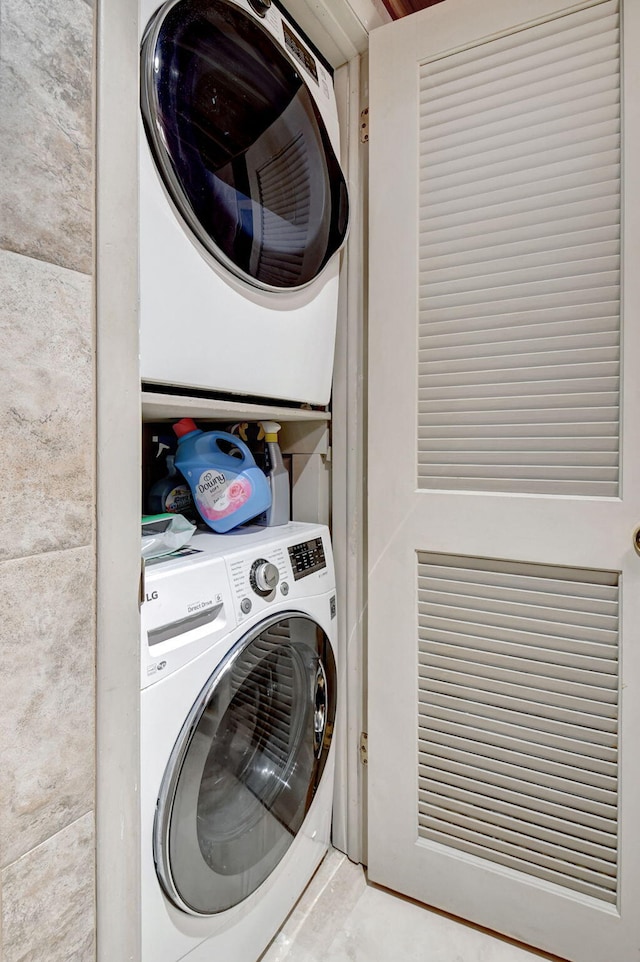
top-left (359, 731), bottom-right (368, 765)
top-left (360, 107), bottom-right (369, 144)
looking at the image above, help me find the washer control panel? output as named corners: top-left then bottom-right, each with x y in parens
top-left (288, 537), bottom-right (326, 581)
top-left (228, 544), bottom-right (289, 622)
top-left (222, 525), bottom-right (332, 623)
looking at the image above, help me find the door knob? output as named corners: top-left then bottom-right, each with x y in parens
top-left (634, 526), bottom-right (640, 556)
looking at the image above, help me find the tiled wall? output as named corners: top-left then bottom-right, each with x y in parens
top-left (0, 0), bottom-right (96, 958)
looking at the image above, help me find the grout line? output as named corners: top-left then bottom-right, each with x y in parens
top-left (0, 810), bottom-right (95, 874)
top-left (0, 540), bottom-right (96, 567)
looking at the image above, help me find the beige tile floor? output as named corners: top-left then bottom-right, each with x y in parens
top-left (262, 850), bottom-right (558, 962)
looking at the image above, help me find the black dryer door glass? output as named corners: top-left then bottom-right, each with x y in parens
top-left (140, 0), bottom-right (349, 290)
top-left (154, 614), bottom-right (337, 916)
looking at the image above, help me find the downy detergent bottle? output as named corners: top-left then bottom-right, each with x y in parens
top-left (173, 419), bottom-right (271, 532)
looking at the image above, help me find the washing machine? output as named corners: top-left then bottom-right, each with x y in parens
top-left (140, 522), bottom-right (338, 962)
top-left (139, 0), bottom-right (350, 405)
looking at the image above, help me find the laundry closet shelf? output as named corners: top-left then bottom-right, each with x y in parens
top-left (141, 391), bottom-right (331, 423)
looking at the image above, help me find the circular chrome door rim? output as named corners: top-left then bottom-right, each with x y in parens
top-left (140, 0), bottom-right (349, 294)
top-left (153, 609), bottom-right (333, 917)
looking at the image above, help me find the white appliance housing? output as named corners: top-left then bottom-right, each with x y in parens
top-left (139, 0), bottom-right (349, 404)
top-left (140, 522), bottom-right (337, 962)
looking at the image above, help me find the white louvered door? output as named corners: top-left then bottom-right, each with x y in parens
top-left (367, 1), bottom-right (640, 959)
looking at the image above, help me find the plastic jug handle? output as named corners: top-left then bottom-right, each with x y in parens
top-left (212, 432), bottom-right (254, 466)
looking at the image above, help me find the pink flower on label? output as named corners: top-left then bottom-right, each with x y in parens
top-left (228, 481), bottom-right (244, 500)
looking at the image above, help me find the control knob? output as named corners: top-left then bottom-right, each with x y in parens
top-left (250, 558), bottom-right (279, 596)
top-left (248, 0), bottom-right (271, 16)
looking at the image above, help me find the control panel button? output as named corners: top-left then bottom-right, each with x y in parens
top-left (280, 582), bottom-right (290, 596)
top-left (240, 598), bottom-right (252, 614)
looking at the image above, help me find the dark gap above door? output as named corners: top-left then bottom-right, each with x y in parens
top-left (380, 0), bottom-right (445, 19)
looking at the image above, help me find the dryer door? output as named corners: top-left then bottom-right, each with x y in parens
top-left (154, 613), bottom-right (337, 916)
top-left (140, 0), bottom-right (349, 291)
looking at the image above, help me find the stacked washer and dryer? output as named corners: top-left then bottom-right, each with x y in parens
top-left (138, 0), bottom-right (348, 959)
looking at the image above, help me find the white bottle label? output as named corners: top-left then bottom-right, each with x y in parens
top-left (195, 469), bottom-right (252, 522)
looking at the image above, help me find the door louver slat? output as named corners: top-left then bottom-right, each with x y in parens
top-left (420, 53), bottom-right (619, 129)
top-left (418, 5), bottom-right (617, 89)
top-left (419, 802), bottom-right (616, 877)
top-left (424, 157), bottom-right (620, 209)
top-left (418, 0), bottom-right (620, 496)
top-left (417, 552), bottom-right (619, 904)
top-left (420, 789), bottom-right (615, 860)
top-left (420, 663), bottom-right (617, 717)
top-left (419, 750), bottom-right (617, 821)
top-left (420, 690), bottom-right (617, 750)
top-left (421, 638), bottom-right (616, 679)
top-left (419, 771), bottom-right (617, 834)
top-left (418, 599), bottom-right (617, 640)
top-left (418, 570), bottom-right (618, 610)
top-left (420, 128), bottom-right (620, 190)
top-left (420, 325), bottom-right (618, 354)
top-left (419, 732), bottom-right (617, 794)
top-left (420, 678), bottom-right (617, 735)
top-left (418, 821), bottom-right (615, 902)
top-left (419, 704), bottom-right (617, 771)
top-left (418, 783), bottom-right (614, 847)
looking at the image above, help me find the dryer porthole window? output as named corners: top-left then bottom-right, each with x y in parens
top-left (138, 0), bottom-right (350, 404)
top-left (141, 0), bottom-right (349, 291)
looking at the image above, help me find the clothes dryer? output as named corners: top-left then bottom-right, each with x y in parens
top-left (140, 522), bottom-right (337, 962)
top-left (139, 0), bottom-right (349, 404)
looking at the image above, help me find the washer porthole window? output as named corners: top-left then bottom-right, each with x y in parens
top-left (154, 614), bottom-right (337, 916)
top-left (140, 0), bottom-right (349, 292)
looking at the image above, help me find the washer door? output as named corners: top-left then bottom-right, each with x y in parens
top-left (154, 613), bottom-right (337, 916)
top-left (140, 0), bottom-right (349, 291)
